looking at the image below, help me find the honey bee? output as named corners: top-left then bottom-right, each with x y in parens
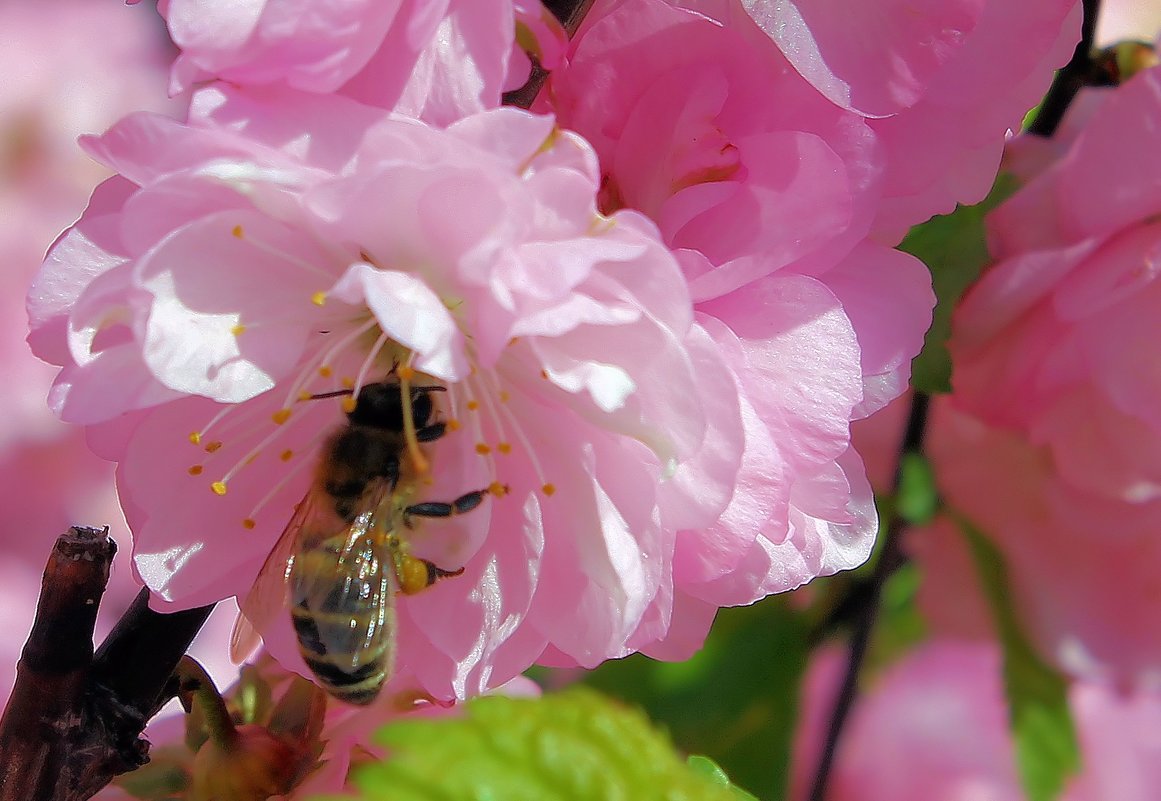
top-left (233, 378), bottom-right (488, 705)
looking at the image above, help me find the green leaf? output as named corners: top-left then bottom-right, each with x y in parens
top-left (687, 756), bottom-right (760, 800)
top-left (957, 517), bottom-right (1081, 801)
top-left (863, 561), bottom-right (928, 674)
top-left (900, 174), bottom-right (1020, 393)
top-left (896, 452), bottom-right (939, 526)
top-left (324, 688), bottom-right (741, 801)
top-left (575, 597), bottom-right (810, 800)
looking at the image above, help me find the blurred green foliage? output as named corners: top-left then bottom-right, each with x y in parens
top-left (900, 175), bottom-right (1020, 393)
top-left (959, 517), bottom-right (1081, 801)
top-left (568, 597), bottom-right (810, 801)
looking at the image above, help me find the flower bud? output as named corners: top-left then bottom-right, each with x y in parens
top-left (190, 724), bottom-right (299, 801)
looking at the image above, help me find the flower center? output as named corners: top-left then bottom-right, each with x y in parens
top-left (180, 226), bottom-right (556, 533)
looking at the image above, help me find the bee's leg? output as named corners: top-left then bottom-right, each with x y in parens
top-left (396, 554), bottom-right (464, 594)
top-left (403, 489), bottom-right (488, 522)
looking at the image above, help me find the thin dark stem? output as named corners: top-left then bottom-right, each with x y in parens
top-left (0, 527), bottom-right (116, 801)
top-left (501, 0), bottom-right (597, 108)
top-left (807, 393), bottom-right (930, 801)
top-left (1027, 0), bottom-right (1103, 137)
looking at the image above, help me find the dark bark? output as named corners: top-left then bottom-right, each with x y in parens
top-left (0, 530), bottom-right (213, 801)
top-left (0, 527), bottom-right (115, 801)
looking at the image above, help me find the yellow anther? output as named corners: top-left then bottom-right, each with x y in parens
top-left (280, 449), bottom-right (294, 462)
top-left (189, 432), bottom-right (202, 445)
top-left (489, 481), bottom-right (508, 497)
top-left (230, 324), bottom-right (246, 336)
top-left (204, 441), bottom-right (223, 453)
top-left (540, 369), bottom-right (549, 380)
top-left (542, 483), bottom-right (556, 496)
top-left (397, 365), bottom-right (416, 380)
top-left (508, 337), bottom-right (519, 346)
top-left (231, 225), bottom-right (244, 238)
top-left (297, 390), bottom-right (313, 402)
top-left (497, 442), bottom-right (512, 454)
top-left (475, 443), bottom-right (491, 455)
top-left (271, 408), bottom-right (292, 425)
top-left (211, 481), bottom-right (228, 496)
top-left (341, 376), bottom-right (355, 389)
top-left (499, 391), bottom-right (510, 403)
top-left (341, 396), bottom-right (357, 413)
top-left (447, 418), bottom-right (461, 432)
top-left (311, 291), bottom-right (327, 306)
top-left (318, 365), bottom-right (333, 377)
top-left (242, 518), bottom-right (256, 530)
top-left (466, 400), bottom-right (480, 411)
top-left (187, 465), bottom-right (204, 476)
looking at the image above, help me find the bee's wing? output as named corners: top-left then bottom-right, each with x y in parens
top-left (290, 480), bottom-right (400, 695)
top-left (230, 489), bottom-right (324, 663)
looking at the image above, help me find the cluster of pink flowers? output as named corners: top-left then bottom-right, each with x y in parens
top-left (833, 26), bottom-right (1161, 798)
top-left (26, 0), bottom-right (1087, 712)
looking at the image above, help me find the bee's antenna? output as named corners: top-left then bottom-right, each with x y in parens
top-left (304, 388), bottom-right (354, 401)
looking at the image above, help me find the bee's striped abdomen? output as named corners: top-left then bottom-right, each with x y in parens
top-left (289, 534), bottom-right (394, 706)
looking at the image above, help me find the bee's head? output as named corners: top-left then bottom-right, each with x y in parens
top-left (347, 381), bottom-right (437, 431)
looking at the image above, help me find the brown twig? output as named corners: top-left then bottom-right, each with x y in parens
top-left (60, 591), bottom-right (213, 800)
top-left (807, 393), bottom-right (929, 801)
top-left (0, 527), bottom-right (115, 801)
top-left (0, 529), bottom-right (213, 801)
top-left (1027, 0), bottom-right (1103, 137)
top-left (501, 0), bottom-right (597, 108)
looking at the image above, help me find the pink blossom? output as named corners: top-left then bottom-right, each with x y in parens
top-left (543, 0), bottom-right (934, 609)
top-left (916, 401), bottom-right (1161, 687)
top-left (28, 86), bottom-right (748, 699)
top-left (792, 643), bottom-right (1022, 801)
top-left (792, 641), bottom-right (1161, 801)
top-left (952, 64), bottom-right (1161, 504)
top-left (160, 0), bottom-right (564, 125)
top-left (742, 0), bottom-right (1081, 240)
